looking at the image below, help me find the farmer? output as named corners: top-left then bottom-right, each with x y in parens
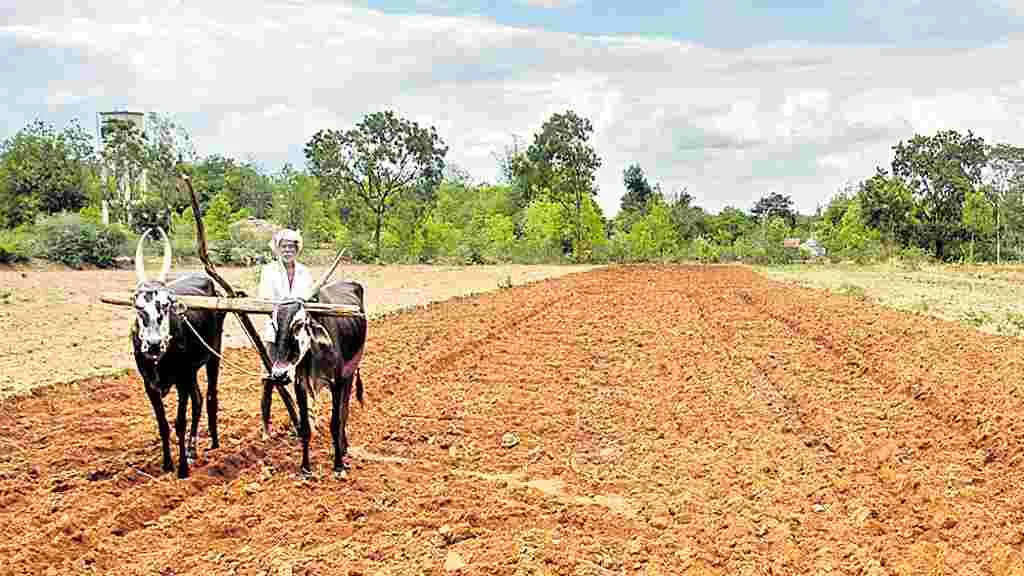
top-left (257, 228), bottom-right (314, 355)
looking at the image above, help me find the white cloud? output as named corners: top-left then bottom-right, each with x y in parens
top-left (2, 1), bottom-right (1024, 216)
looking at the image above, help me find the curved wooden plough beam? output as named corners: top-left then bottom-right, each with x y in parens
top-left (177, 174), bottom-right (302, 435)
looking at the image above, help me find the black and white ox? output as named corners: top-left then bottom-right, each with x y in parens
top-left (130, 227), bottom-right (227, 478)
top-left (266, 280), bottom-right (367, 478)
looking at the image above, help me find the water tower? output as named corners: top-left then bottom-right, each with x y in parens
top-left (97, 110), bottom-right (147, 225)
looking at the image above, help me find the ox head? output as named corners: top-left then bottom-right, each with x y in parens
top-left (267, 261), bottom-right (341, 381)
top-left (268, 298), bottom-right (333, 381)
top-left (131, 227), bottom-right (175, 362)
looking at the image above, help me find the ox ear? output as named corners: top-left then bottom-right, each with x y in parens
top-left (308, 319), bottom-right (333, 349)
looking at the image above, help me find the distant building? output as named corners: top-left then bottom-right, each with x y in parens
top-left (97, 111), bottom-right (147, 225)
top-left (783, 237), bottom-right (802, 249)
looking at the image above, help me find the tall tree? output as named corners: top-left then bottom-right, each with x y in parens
top-left (0, 119), bottom-right (96, 227)
top-left (891, 129), bottom-right (987, 259)
top-left (751, 192), bottom-right (797, 227)
top-left (99, 117), bottom-right (148, 225)
top-left (856, 168), bottom-right (917, 249)
top-left (305, 110), bottom-right (447, 259)
top-left (520, 110), bottom-right (602, 260)
top-left (983, 143), bottom-right (1024, 263)
top-left (620, 163), bottom-right (654, 214)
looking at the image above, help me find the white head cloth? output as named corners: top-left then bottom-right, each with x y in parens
top-left (269, 228), bottom-right (303, 257)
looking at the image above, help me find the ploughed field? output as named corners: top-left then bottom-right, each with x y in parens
top-left (3, 265), bottom-right (1024, 575)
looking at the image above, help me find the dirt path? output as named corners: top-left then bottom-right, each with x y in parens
top-left (0, 263), bottom-right (599, 399)
top-left (2, 265), bottom-right (1024, 574)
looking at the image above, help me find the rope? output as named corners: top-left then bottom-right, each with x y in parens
top-left (180, 312), bottom-right (267, 379)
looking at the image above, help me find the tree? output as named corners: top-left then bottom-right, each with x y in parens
top-left (305, 110), bottom-right (448, 259)
top-left (99, 117), bottom-right (148, 225)
top-left (856, 168), bottom-right (916, 252)
top-left (891, 129), bottom-right (987, 259)
top-left (667, 187), bottom-right (708, 242)
top-left (620, 163), bottom-right (654, 214)
top-left (751, 192), bottom-right (797, 227)
top-left (962, 187), bottom-right (995, 262)
top-left (983, 143), bottom-right (1024, 263)
top-left (0, 119), bottom-right (96, 228)
top-left (519, 110), bottom-right (602, 260)
top-left (142, 112), bottom-right (196, 211)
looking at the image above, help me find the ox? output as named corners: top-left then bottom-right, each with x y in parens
top-left (131, 227), bottom-right (227, 479)
top-left (265, 278), bottom-right (366, 478)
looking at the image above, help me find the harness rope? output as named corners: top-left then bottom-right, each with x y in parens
top-left (178, 308), bottom-right (267, 379)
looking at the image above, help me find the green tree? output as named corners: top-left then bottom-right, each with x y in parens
top-left (271, 164), bottom-right (322, 239)
top-left (984, 143), bottom-right (1024, 263)
top-left (962, 187), bottom-right (995, 262)
top-left (518, 110), bottom-right (602, 261)
top-left (0, 119), bottom-right (96, 228)
top-left (891, 129), bottom-right (987, 259)
top-left (751, 192), bottom-right (797, 227)
top-left (304, 110), bottom-right (448, 259)
top-left (855, 168), bottom-right (916, 253)
top-left (620, 163), bottom-right (654, 214)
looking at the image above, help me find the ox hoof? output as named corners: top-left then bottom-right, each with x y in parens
top-left (333, 468), bottom-right (348, 480)
top-left (299, 467), bottom-right (313, 480)
top-left (260, 431), bottom-right (270, 442)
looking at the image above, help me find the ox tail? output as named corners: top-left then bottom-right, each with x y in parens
top-left (355, 368), bottom-right (364, 405)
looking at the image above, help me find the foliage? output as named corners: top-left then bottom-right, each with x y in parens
top-left (0, 226), bottom-right (34, 263)
top-left (0, 119), bottom-right (96, 228)
top-left (305, 109), bottom-right (448, 259)
top-left (515, 110), bottom-right (602, 261)
top-left (34, 213), bottom-right (127, 268)
top-left (891, 129), bottom-right (987, 260)
top-left (751, 192), bottom-right (797, 227)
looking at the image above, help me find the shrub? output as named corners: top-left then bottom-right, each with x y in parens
top-left (0, 226), bottom-right (34, 264)
top-left (34, 212), bottom-right (127, 268)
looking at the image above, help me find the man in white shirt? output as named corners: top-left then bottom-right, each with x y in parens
top-left (257, 229), bottom-right (314, 345)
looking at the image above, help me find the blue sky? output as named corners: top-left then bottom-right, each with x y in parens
top-left (2, 0), bottom-right (1023, 217)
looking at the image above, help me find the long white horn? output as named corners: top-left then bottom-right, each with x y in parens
top-left (134, 228), bottom-right (154, 285)
top-left (156, 226), bottom-right (172, 283)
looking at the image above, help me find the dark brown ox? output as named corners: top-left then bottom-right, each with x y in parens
top-left (266, 280), bottom-right (366, 478)
top-left (130, 227), bottom-right (227, 478)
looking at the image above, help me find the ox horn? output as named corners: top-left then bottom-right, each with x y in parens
top-left (156, 226), bottom-right (172, 283)
top-left (307, 247), bottom-right (347, 300)
top-left (133, 227), bottom-right (172, 284)
top-left (134, 228), bottom-right (155, 284)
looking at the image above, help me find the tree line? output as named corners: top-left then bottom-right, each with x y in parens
top-left (2, 108), bottom-right (1023, 267)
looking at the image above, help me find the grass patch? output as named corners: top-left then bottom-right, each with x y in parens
top-left (758, 262), bottom-right (1024, 338)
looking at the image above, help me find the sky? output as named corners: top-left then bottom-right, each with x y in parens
top-left (2, 1), bottom-right (1024, 217)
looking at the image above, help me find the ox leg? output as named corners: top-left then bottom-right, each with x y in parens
top-left (206, 357), bottom-right (220, 449)
top-left (145, 385), bottom-right (173, 473)
top-left (295, 382), bottom-right (312, 478)
top-left (275, 381), bottom-right (301, 436)
top-left (187, 376), bottom-right (202, 466)
top-left (174, 385), bottom-right (190, 479)
top-left (330, 374), bottom-right (352, 478)
top-left (261, 378), bottom-right (275, 441)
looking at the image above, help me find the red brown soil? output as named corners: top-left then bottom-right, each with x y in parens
top-left (3, 264), bottom-right (1024, 575)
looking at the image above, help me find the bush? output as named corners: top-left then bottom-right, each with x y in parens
top-left (0, 226), bottom-right (34, 264)
top-left (34, 212), bottom-right (127, 268)
top-left (209, 235), bottom-right (272, 266)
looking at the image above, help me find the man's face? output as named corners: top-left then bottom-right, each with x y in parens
top-left (279, 240), bottom-right (298, 264)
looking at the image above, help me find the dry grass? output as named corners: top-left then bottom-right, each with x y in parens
top-left (758, 261), bottom-right (1024, 337)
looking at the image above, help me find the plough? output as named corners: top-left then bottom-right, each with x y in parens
top-left (100, 173), bottom-right (362, 432)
